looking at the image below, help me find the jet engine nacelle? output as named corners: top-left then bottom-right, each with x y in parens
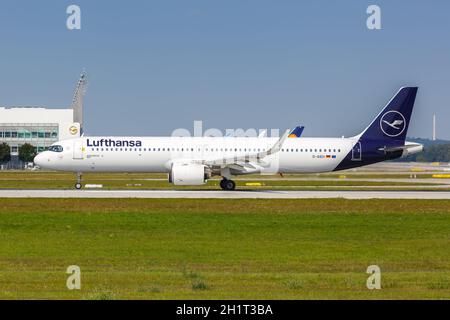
top-left (169, 163), bottom-right (208, 185)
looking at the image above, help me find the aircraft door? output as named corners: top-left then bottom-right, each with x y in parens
top-left (351, 141), bottom-right (362, 161)
top-left (73, 140), bottom-right (84, 160)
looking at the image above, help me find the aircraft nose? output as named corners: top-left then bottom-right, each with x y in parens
top-left (34, 153), bottom-right (48, 168)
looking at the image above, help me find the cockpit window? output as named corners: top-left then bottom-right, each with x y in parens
top-left (48, 145), bottom-right (63, 152)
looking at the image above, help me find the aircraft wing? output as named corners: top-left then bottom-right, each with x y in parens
top-left (187, 129), bottom-right (290, 170)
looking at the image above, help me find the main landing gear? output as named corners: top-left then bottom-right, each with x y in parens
top-left (75, 172), bottom-right (83, 190)
top-left (220, 178), bottom-right (236, 191)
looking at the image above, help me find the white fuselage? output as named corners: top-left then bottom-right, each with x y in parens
top-left (35, 136), bottom-right (355, 174)
top-left (32, 86), bottom-right (423, 190)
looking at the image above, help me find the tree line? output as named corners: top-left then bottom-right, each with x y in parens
top-left (405, 143), bottom-right (450, 162)
top-left (0, 143), bottom-right (37, 164)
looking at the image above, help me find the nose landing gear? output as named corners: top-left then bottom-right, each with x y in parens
top-left (220, 178), bottom-right (236, 191)
top-left (75, 172), bottom-right (83, 190)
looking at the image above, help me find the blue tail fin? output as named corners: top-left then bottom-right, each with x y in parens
top-left (359, 87), bottom-right (418, 144)
top-left (288, 126), bottom-right (305, 138)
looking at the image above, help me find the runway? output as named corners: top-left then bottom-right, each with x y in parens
top-left (1, 189), bottom-right (450, 199)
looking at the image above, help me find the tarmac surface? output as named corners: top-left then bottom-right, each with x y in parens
top-left (1, 189), bottom-right (450, 199)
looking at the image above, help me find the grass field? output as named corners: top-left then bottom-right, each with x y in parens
top-left (0, 198), bottom-right (449, 299)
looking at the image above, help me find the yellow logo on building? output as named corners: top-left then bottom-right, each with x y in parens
top-left (69, 126), bottom-right (79, 135)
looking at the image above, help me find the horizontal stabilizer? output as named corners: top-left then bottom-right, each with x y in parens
top-left (378, 142), bottom-right (423, 156)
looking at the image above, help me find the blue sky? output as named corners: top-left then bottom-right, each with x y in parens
top-left (0, 0), bottom-right (449, 138)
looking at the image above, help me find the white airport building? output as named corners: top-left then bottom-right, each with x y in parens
top-left (0, 73), bottom-right (86, 168)
top-left (0, 107), bottom-right (79, 154)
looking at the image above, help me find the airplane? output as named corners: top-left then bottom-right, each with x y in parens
top-left (34, 87), bottom-right (423, 190)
